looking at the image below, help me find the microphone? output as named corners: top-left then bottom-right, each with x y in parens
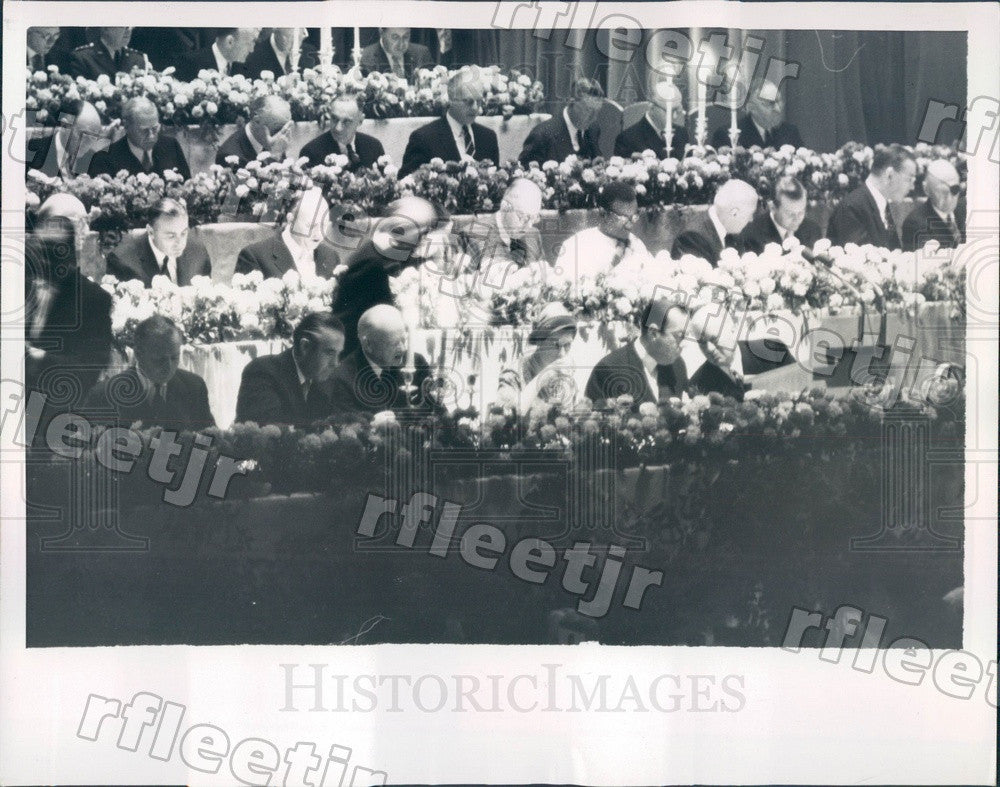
top-left (801, 246), bottom-right (884, 308)
top-left (800, 247), bottom-right (834, 268)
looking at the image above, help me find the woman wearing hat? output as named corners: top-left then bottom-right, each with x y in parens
top-left (497, 303), bottom-right (580, 412)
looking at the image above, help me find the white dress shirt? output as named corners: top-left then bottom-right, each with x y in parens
top-left (212, 42), bottom-right (231, 74)
top-left (563, 107), bottom-right (581, 152)
top-left (706, 205), bottom-right (729, 247)
top-left (769, 211), bottom-right (791, 241)
top-left (148, 235), bottom-right (177, 282)
top-left (445, 112), bottom-right (475, 163)
top-left (281, 226), bottom-right (316, 278)
top-left (554, 227), bottom-right (651, 283)
top-left (270, 34), bottom-right (296, 73)
top-left (135, 364), bottom-right (167, 402)
top-left (128, 139), bottom-right (154, 168)
top-left (864, 175), bottom-right (890, 228)
top-left (632, 338), bottom-right (661, 402)
top-left (381, 42), bottom-right (406, 77)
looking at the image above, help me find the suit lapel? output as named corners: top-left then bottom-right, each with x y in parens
top-left (240, 128), bottom-right (257, 163)
top-left (623, 344), bottom-right (656, 404)
top-left (270, 237), bottom-right (295, 278)
top-left (138, 235), bottom-right (161, 283)
top-left (438, 117), bottom-right (461, 160)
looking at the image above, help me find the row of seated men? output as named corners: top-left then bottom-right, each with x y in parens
top-left (28, 26), bottom-right (465, 82)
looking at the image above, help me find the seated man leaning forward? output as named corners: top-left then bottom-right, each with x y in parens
top-left (84, 314), bottom-right (215, 432)
top-left (235, 311), bottom-right (345, 428)
top-left (328, 304), bottom-right (443, 418)
top-left (585, 298), bottom-right (689, 410)
top-left (105, 197), bottom-right (211, 286)
top-left (235, 187), bottom-right (340, 279)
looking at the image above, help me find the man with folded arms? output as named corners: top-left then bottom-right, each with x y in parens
top-left (827, 143), bottom-right (916, 250)
top-left (87, 97), bottom-right (190, 180)
top-left (736, 176), bottom-right (821, 254)
top-left (518, 77), bottom-right (604, 165)
top-left (299, 95), bottom-right (385, 171)
top-left (235, 187), bottom-right (340, 279)
top-left (216, 95), bottom-right (294, 167)
top-left (399, 67), bottom-right (500, 178)
top-left (672, 179), bottom-right (758, 265)
top-left (235, 312), bottom-right (345, 428)
top-left (585, 299), bottom-right (689, 410)
top-left (85, 315), bottom-right (214, 432)
top-left (328, 304), bottom-right (441, 417)
top-left (106, 198), bottom-right (211, 286)
top-left (901, 159), bottom-right (965, 251)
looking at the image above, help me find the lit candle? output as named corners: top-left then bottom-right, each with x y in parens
top-left (291, 27), bottom-right (302, 72)
top-left (353, 27), bottom-right (362, 69)
top-left (663, 73), bottom-right (674, 157)
top-left (729, 64), bottom-right (740, 148)
top-left (319, 28), bottom-right (333, 68)
top-left (696, 72), bottom-right (708, 148)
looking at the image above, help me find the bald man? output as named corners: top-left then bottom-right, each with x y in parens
top-left (901, 159), bottom-right (965, 251)
top-left (672, 179), bottom-right (758, 265)
top-left (711, 79), bottom-right (803, 149)
top-left (87, 97), bottom-right (190, 179)
top-left (26, 100), bottom-right (107, 179)
top-left (458, 177), bottom-right (545, 271)
top-left (299, 96), bottom-right (385, 171)
top-left (332, 196), bottom-right (444, 357)
top-left (235, 187), bottom-right (340, 278)
top-left (328, 304), bottom-right (443, 417)
top-left (216, 95), bottom-right (293, 167)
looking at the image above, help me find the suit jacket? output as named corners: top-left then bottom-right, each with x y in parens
top-left (455, 220), bottom-right (544, 271)
top-left (518, 111), bottom-right (601, 166)
top-left (328, 348), bottom-right (442, 417)
top-left (711, 114), bottom-right (803, 149)
top-left (614, 116), bottom-right (689, 160)
top-left (736, 211), bottom-right (822, 255)
top-left (235, 348), bottom-right (335, 427)
top-left (398, 116), bottom-right (500, 178)
top-left (299, 130), bottom-right (385, 170)
top-left (25, 135), bottom-right (71, 178)
top-left (84, 367), bottom-right (215, 432)
top-left (585, 343), bottom-right (688, 409)
top-left (827, 184), bottom-right (900, 249)
top-left (359, 42), bottom-right (434, 79)
top-left (688, 361), bottom-right (746, 402)
top-left (87, 135), bottom-right (191, 180)
top-left (174, 47), bottom-right (246, 82)
top-left (105, 232), bottom-right (212, 287)
top-left (235, 233), bottom-right (341, 279)
top-left (243, 37), bottom-right (319, 79)
top-left (128, 28), bottom-right (207, 71)
top-left (215, 126), bottom-right (259, 168)
top-left (900, 199), bottom-right (966, 251)
top-left (330, 239), bottom-right (400, 358)
top-left (671, 211), bottom-right (731, 266)
top-left (68, 42), bottom-right (146, 80)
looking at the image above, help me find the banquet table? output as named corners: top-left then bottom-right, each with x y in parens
top-left (182, 303), bottom-right (964, 429)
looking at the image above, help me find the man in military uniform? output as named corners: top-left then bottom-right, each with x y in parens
top-left (68, 27), bottom-right (147, 80)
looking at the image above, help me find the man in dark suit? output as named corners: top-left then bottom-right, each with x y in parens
top-left (585, 299), bottom-right (689, 409)
top-left (711, 79), bottom-right (803, 149)
top-left (243, 28), bottom-right (319, 78)
top-left (737, 176), bottom-right (822, 254)
top-left (26, 26), bottom-right (62, 72)
top-left (235, 312), bottom-right (345, 427)
top-left (328, 305), bottom-right (443, 417)
top-left (84, 315), bottom-right (215, 432)
top-left (235, 188), bottom-right (340, 279)
top-left (25, 199), bottom-right (116, 432)
top-left (106, 198), bottom-right (211, 286)
top-left (615, 71), bottom-right (689, 159)
top-left (68, 27), bottom-right (147, 80)
top-left (173, 27), bottom-right (260, 81)
top-left (359, 27), bottom-right (434, 80)
top-left (828, 143), bottom-right (916, 250)
top-left (215, 96), bottom-right (293, 168)
top-left (128, 28), bottom-right (207, 71)
top-left (332, 196), bottom-right (444, 357)
top-left (901, 159), bottom-right (965, 251)
top-left (671, 179), bottom-right (758, 265)
top-left (25, 100), bottom-right (108, 179)
top-left (299, 96), bottom-right (385, 170)
top-left (87, 97), bottom-right (191, 180)
top-left (519, 78), bottom-right (604, 166)
top-left (398, 67), bottom-right (501, 178)
top-left (683, 305), bottom-right (747, 402)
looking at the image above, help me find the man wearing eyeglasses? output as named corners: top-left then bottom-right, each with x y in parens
top-left (553, 181), bottom-right (652, 286)
top-left (299, 95), bottom-right (385, 171)
top-left (398, 67), bottom-right (500, 178)
top-left (87, 97), bottom-right (191, 180)
top-left (215, 95), bottom-right (294, 168)
top-left (900, 159), bottom-right (965, 251)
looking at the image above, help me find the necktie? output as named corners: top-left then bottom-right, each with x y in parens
top-left (946, 214), bottom-right (962, 246)
top-left (141, 149), bottom-right (153, 173)
top-left (462, 125), bottom-right (476, 157)
top-left (150, 383), bottom-right (166, 408)
top-left (283, 54), bottom-right (292, 74)
top-left (509, 237), bottom-right (528, 262)
top-left (575, 129), bottom-right (584, 151)
top-left (114, 49), bottom-right (124, 72)
top-left (884, 206), bottom-right (897, 244)
top-left (609, 238), bottom-right (629, 267)
top-left (345, 142), bottom-right (360, 168)
top-left (160, 256), bottom-right (173, 281)
top-left (391, 56), bottom-right (406, 79)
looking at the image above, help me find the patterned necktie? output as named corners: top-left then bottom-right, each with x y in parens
top-left (462, 125), bottom-right (476, 157)
top-left (141, 149), bottom-right (153, 173)
top-left (509, 237), bottom-right (528, 263)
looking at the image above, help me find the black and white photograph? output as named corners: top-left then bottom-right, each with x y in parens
top-left (2, 2), bottom-right (997, 785)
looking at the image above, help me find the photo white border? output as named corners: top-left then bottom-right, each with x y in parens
top-left (2, 2), bottom-right (997, 784)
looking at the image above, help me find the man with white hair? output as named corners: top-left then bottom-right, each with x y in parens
top-left (299, 95), bottom-right (385, 171)
top-left (901, 159), bottom-right (965, 251)
top-left (26, 99), bottom-right (107, 179)
top-left (328, 304), bottom-right (441, 416)
top-left (671, 179), bottom-right (758, 265)
top-left (87, 96), bottom-right (190, 179)
top-left (711, 79), bottom-right (803, 149)
top-left (398, 67), bottom-right (500, 178)
top-left (174, 27), bottom-right (260, 81)
top-left (459, 177), bottom-right (545, 271)
top-left (236, 187), bottom-right (340, 278)
top-left (215, 95), bottom-right (293, 167)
